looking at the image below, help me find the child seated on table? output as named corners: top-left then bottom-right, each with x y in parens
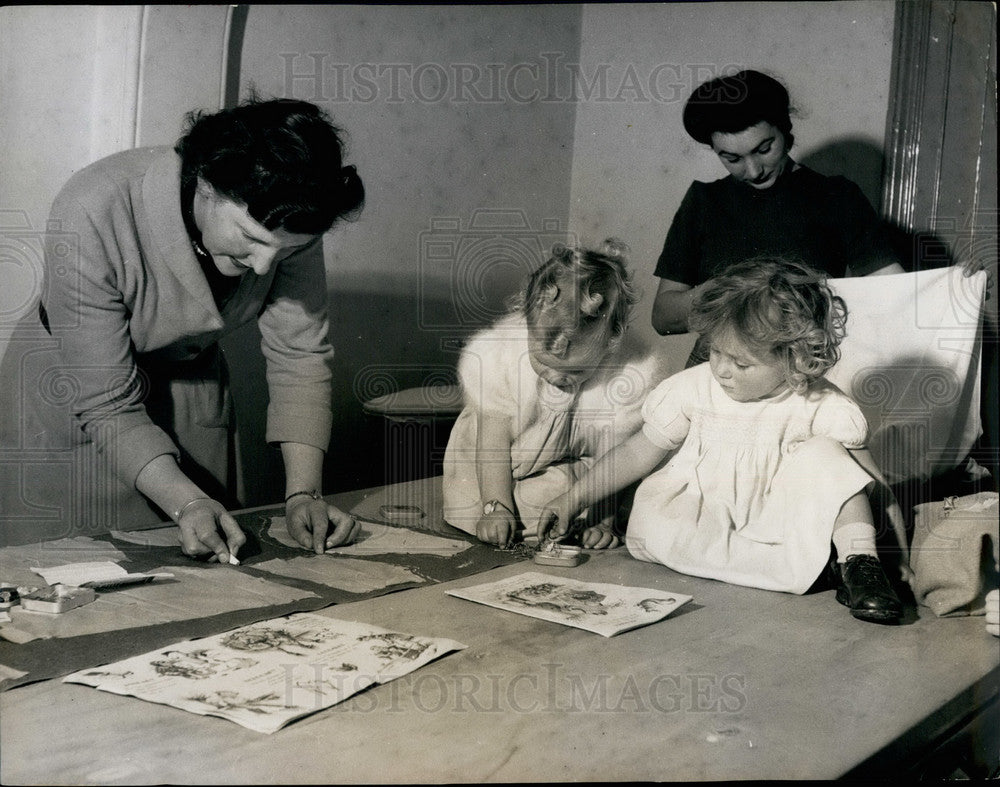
top-left (538, 257), bottom-right (906, 624)
top-left (442, 239), bottom-right (670, 549)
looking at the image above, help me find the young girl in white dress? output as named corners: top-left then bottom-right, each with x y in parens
top-left (538, 257), bottom-right (905, 623)
top-left (442, 240), bottom-right (670, 549)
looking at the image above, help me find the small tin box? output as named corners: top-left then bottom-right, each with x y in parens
top-left (20, 585), bottom-right (97, 614)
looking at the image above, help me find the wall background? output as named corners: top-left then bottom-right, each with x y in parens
top-left (568, 1), bottom-right (895, 348)
top-left (0, 2), bottom-right (897, 509)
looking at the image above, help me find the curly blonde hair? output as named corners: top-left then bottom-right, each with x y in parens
top-left (512, 237), bottom-right (638, 358)
top-left (689, 257), bottom-right (847, 393)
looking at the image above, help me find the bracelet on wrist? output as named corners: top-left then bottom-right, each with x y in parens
top-left (285, 490), bottom-right (322, 505)
top-left (173, 496), bottom-right (212, 523)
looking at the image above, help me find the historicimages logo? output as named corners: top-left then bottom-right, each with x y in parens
top-left (284, 663), bottom-right (750, 716)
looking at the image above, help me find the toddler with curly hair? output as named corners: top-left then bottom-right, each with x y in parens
top-left (539, 257), bottom-right (905, 623)
top-left (443, 239), bottom-right (670, 550)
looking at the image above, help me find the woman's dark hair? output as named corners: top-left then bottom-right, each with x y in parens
top-left (175, 97), bottom-right (365, 234)
top-left (682, 70), bottom-right (795, 149)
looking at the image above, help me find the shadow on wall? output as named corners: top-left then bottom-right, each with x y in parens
top-left (799, 135), bottom-right (886, 210)
top-left (799, 136), bottom-right (963, 275)
top-left (224, 287), bottom-right (486, 507)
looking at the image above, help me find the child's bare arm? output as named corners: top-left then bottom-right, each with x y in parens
top-left (849, 447), bottom-right (911, 577)
top-left (538, 430), bottom-right (668, 541)
top-left (474, 412), bottom-right (518, 547)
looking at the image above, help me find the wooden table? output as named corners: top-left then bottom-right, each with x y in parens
top-left (1, 492), bottom-right (998, 782)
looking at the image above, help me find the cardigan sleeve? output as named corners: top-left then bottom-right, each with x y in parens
top-left (38, 184), bottom-right (181, 488)
top-left (259, 239), bottom-right (335, 451)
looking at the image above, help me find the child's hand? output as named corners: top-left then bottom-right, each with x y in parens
top-left (477, 511), bottom-right (518, 548)
top-left (536, 494), bottom-right (577, 543)
top-left (986, 589), bottom-right (999, 637)
top-left (579, 513), bottom-right (621, 550)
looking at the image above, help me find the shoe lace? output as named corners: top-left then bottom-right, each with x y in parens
top-left (846, 555), bottom-right (887, 586)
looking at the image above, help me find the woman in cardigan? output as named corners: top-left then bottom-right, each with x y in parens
top-left (0, 98), bottom-right (364, 559)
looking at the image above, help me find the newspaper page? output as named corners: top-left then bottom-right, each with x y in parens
top-left (447, 571), bottom-right (692, 637)
top-left (63, 613), bottom-right (466, 733)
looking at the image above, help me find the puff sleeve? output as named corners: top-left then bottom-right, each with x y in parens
top-left (641, 373), bottom-right (695, 450)
top-left (812, 392), bottom-right (869, 449)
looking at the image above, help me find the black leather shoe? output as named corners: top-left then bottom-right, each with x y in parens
top-left (835, 554), bottom-right (903, 623)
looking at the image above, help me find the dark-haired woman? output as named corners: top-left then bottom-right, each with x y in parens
top-left (651, 70), bottom-right (904, 356)
top-left (0, 98), bottom-right (364, 559)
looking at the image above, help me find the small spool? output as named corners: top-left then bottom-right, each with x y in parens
top-left (0, 584), bottom-right (20, 610)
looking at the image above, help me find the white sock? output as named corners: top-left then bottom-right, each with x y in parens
top-left (832, 521), bottom-right (878, 563)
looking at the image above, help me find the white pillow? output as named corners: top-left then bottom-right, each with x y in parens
top-left (827, 267), bottom-right (987, 484)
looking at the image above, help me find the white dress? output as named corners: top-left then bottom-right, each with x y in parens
top-left (443, 313), bottom-right (669, 536)
top-left (626, 364), bottom-right (874, 594)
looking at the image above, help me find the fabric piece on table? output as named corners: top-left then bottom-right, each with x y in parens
top-left (252, 555), bottom-right (426, 594)
top-left (0, 663), bottom-right (27, 682)
top-left (350, 476), bottom-right (460, 536)
top-left (266, 516), bottom-right (472, 556)
top-left (109, 527), bottom-right (181, 548)
top-left (0, 566), bottom-right (316, 643)
top-left (0, 537), bottom-right (129, 586)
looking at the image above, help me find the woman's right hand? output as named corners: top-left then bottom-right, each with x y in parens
top-left (175, 498), bottom-right (246, 563)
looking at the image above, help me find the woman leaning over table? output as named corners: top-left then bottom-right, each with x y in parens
top-left (0, 98), bottom-right (364, 559)
top-left (651, 69), bottom-right (904, 363)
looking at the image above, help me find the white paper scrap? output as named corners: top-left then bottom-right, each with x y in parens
top-left (32, 562), bottom-right (173, 589)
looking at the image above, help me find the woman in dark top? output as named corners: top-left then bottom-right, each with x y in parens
top-left (651, 70), bottom-right (903, 353)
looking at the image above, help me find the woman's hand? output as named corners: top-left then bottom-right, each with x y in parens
top-left (176, 498), bottom-right (246, 563)
top-left (286, 494), bottom-right (361, 554)
top-left (476, 509), bottom-right (518, 548)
